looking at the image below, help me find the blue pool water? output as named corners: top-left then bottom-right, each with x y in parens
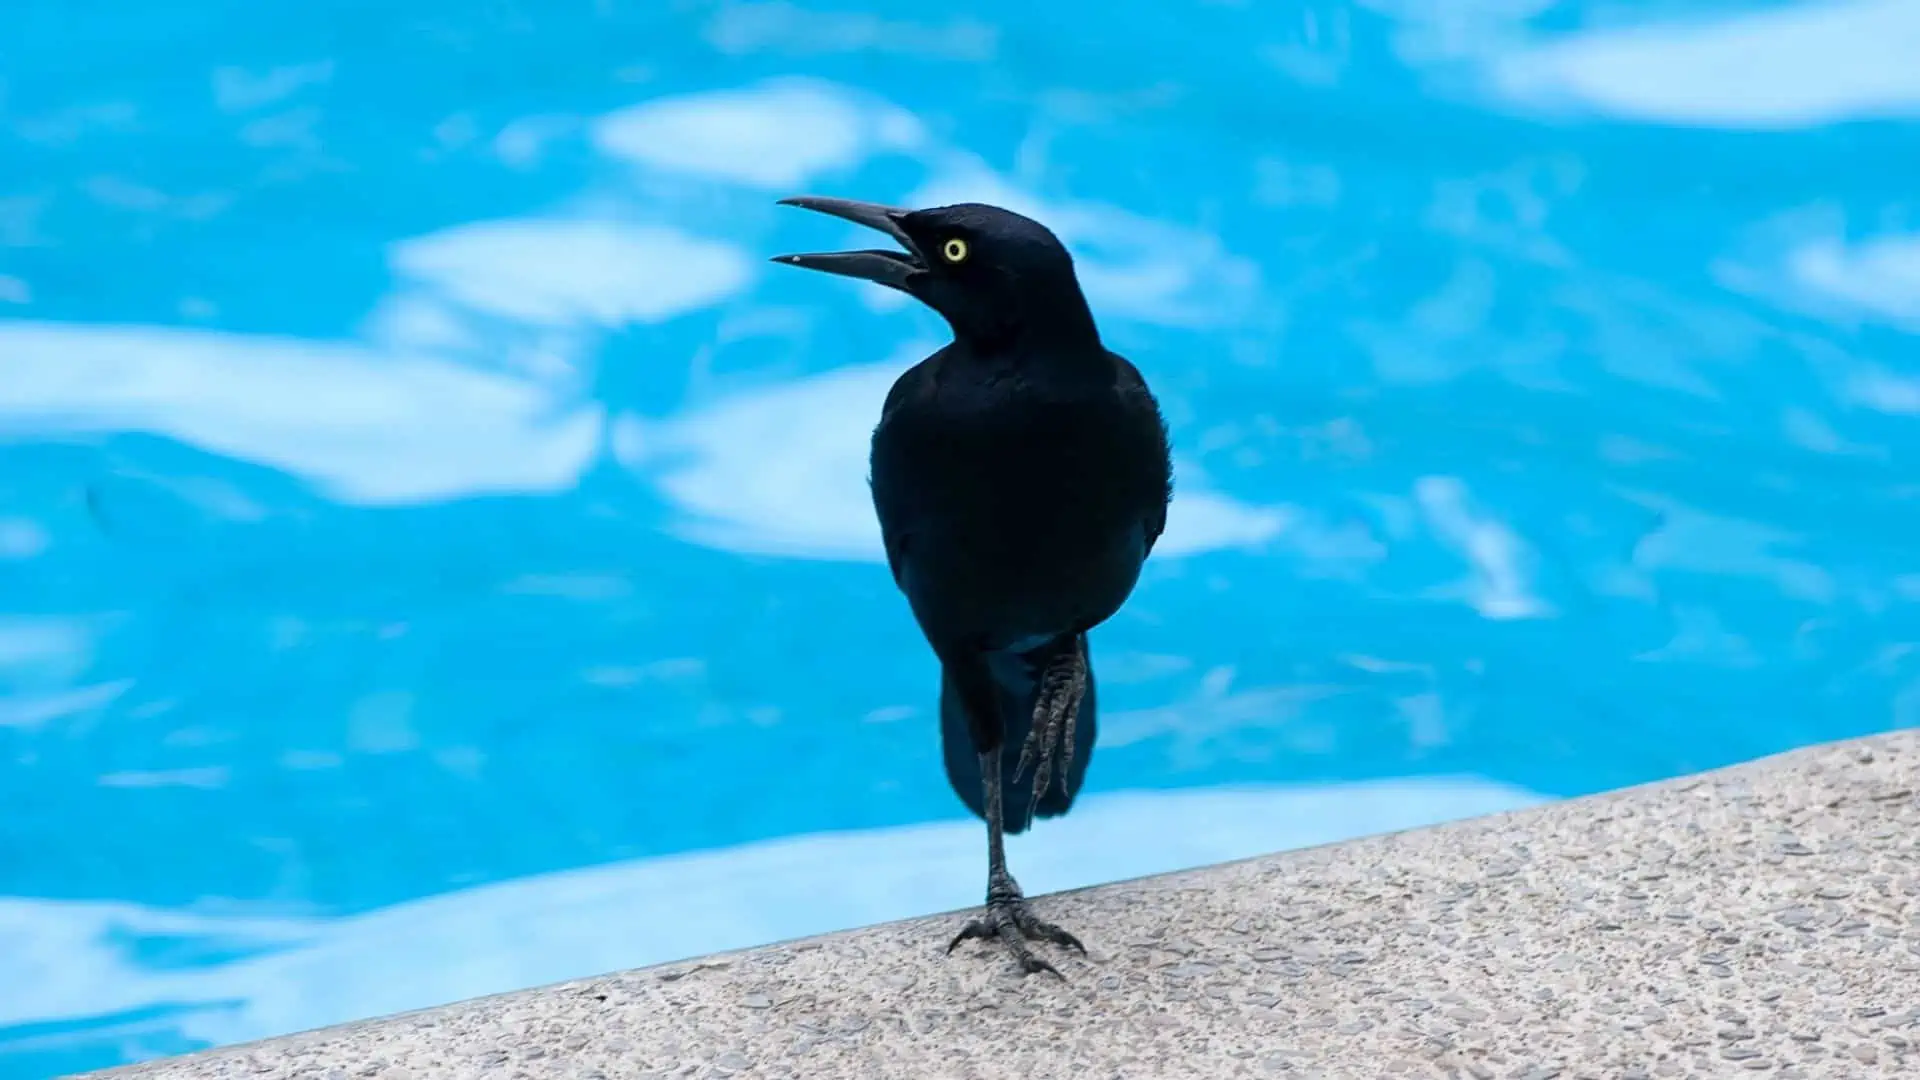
top-left (5, 0), bottom-right (1920, 1074)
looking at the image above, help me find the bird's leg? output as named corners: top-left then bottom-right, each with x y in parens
top-left (946, 743), bottom-right (1087, 976)
top-left (1014, 637), bottom-right (1087, 824)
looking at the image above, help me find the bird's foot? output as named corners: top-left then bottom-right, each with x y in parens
top-left (946, 881), bottom-right (1085, 977)
top-left (1014, 644), bottom-right (1087, 819)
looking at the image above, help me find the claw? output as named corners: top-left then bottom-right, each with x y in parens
top-left (1014, 721), bottom-right (1041, 790)
top-left (1026, 920), bottom-right (1086, 955)
top-left (947, 919), bottom-right (995, 953)
top-left (946, 894), bottom-right (1084, 976)
top-left (1017, 951), bottom-right (1060, 977)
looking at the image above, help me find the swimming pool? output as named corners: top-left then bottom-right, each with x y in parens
top-left (4, 0), bottom-right (1920, 1075)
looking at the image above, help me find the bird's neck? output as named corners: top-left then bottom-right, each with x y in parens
top-left (952, 289), bottom-right (1102, 359)
top-left (951, 338), bottom-right (1111, 393)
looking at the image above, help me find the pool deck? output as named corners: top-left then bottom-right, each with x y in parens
top-left (92, 730), bottom-right (1920, 1080)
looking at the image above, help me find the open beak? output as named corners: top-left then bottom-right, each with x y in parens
top-left (771, 196), bottom-right (924, 291)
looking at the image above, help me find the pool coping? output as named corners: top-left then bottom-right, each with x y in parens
top-left (85, 729), bottom-right (1920, 1079)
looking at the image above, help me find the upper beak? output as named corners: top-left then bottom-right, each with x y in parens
top-left (771, 195), bottom-right (924, 291)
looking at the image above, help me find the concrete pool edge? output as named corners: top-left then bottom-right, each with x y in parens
top-left (84, 731), bottom-right (1920, 1080)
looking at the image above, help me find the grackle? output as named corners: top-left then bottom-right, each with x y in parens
top-left (774, 196), bottom-right (1173, 977)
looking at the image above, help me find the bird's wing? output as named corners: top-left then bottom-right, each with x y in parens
top-left (1143, 485), bottom-right (1168, 557)
top-left (869, 353), bottom-right (942, 587)
top-left (878, 506), bottom-right (913, 587)
top-left (1110, 351), bottom-right (1173, 556)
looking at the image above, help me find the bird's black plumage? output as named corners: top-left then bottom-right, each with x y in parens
top-left (774, 195), bottom-right (1172, 976)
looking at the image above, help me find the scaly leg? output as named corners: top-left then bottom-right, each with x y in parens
top-left (946, 744), bottom-right (1087, 976)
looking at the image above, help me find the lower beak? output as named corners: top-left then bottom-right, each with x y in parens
top-left (772, 196), bottom-right (924, 291)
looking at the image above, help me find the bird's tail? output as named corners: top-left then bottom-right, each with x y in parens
top-left (939, 635), bottom-right (1097, 835)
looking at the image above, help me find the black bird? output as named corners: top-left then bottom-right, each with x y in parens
top-left (774, 195), bottom-right (1173, 976)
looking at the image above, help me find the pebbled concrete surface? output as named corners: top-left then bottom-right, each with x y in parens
top-left (93, 731), bottom-right (1920, 1080)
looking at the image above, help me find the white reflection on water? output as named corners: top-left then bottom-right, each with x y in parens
top-left (0, 617), bottom-right (124, 732)
top-left (390, 218), bottom-right (754, 330)
top-left (1716, 209), bottom-right (1920, 343)
top-left (211, 61), bottom-right (334, 115)
top-left (0, 322), bottom-right (603, 506)
top-left (594, 77), bottom-right (927, 190)
top-left (1623, 493), bottom-right (1835, 604)
top-left (1787, 233), bottom-right (1920, 329)
top-left (1415, 476), bottom-right (1550, 621)
top-left (0, 519), bottom-right (48, 559)
top-left (1, 777), bottom-right (1544, 1054)
top-left (1491, 0), bottom-right (1920, 128)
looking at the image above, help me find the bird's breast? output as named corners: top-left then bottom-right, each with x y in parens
top-left (869, 363), bottom-right (1168, 647)
top-left (878, 389), bottom-right (1157, 568)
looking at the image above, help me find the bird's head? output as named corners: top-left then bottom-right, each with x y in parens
top-left (773, 196), bottom-right (1098, 348)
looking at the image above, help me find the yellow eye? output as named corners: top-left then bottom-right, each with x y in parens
top-left (941, 237), bottom-right (968, 263)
